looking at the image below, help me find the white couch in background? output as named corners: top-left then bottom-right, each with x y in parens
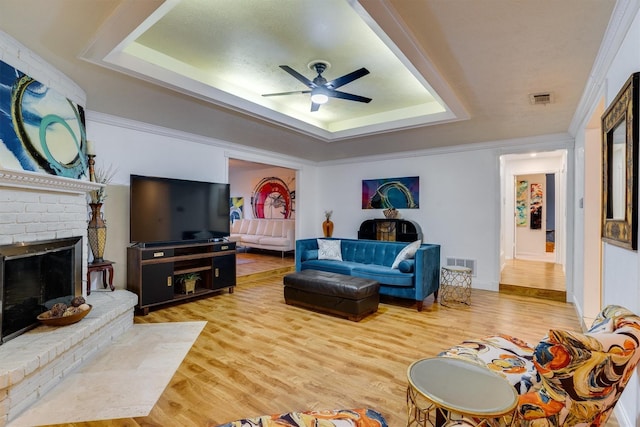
top-left (229, 218), bottom-right (295, 254)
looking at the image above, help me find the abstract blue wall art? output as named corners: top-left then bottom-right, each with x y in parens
top-left (0, 59), bottom-right (88, 179)
top-left (362, 176), bottom-right (419, 209)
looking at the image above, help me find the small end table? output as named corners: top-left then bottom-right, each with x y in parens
top-left (440, 265), bottom-right (472, 306)
top-left (87, 260), bottom-right (115, 295)
top-left (406, 357), bottom-right (517, 427)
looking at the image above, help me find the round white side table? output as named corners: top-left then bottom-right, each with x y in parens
top-left (440, 265), bottom-right (472, 306)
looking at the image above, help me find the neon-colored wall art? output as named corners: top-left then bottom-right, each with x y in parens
top-left (230, 197), bottom-right (244, 223)
top-left (530, 183), bottom-right (543, 230)
top-left (362, 176), bottom-right (419, 209)
top-left (0, 59), bottom-right (88, 179)
top-left (516, 180), bottom-right (528, 227)
top-left (251, 176), bottom-right (295, 219)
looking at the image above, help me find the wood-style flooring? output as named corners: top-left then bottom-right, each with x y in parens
top-left (500, 258), bottom-right (566, 301)
top-left (43, 251), bottom-right (591, 427)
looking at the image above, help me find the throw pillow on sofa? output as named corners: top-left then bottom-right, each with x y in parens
top-left (317, 239), bottom-right (343, 261)
top-left (391, 240), bottom-right (421, 269)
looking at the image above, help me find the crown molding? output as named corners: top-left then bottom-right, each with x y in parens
top-left (569, 0), bottom-right (640, 135)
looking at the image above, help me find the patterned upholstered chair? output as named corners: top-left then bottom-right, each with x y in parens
top-left (438, 305), bottom-right (640, 427)
top-left (216, 408), bottom-right (388, 427)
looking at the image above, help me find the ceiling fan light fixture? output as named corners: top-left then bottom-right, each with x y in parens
top-left (310, 88), bottom-right (329, 104)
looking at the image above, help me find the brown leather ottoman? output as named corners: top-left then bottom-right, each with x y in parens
top-left (283, 270), bottom-right (380, 321)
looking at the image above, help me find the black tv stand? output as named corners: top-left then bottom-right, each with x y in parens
top-left (127, 241), bottom-right (236, 314)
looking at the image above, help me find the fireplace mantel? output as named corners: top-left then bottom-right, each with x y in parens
top-left (0, 168), bottom-right (104, 194)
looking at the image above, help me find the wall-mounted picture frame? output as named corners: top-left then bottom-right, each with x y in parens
top-left (601, 72), bottom-right (639, 251)
top-left (0, 59), bottom-right (88, 179)
top-left (362, 176), bottom-right (419, 209)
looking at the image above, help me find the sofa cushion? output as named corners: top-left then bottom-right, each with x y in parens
top-left (352, 265), bottom-right (413, 287)
top-left (241, 235), bottom-right (262, 244)
top-left (318, 239), bottom-right (342, 261)
top-left (259, 236), bottom-right (290, 246)
top-left (391, 240), bottom-right (421, 269)
top-left (282, 221), bottom-right (295, 237)
top-left (301, 260), bottom-right (358, 276)
top-left (256, 220), bottom-right (268, 235)
top-left (264, 221), bottom-right (275, 236)
top-left (271, 221), bottom-right (283, 237)
top-left (398, 259), bottom-right (414, 273)
top-left (239, 219), bottom-right (251, 234)
top-left (247, 219), bottom-right (259, 235)
top-left (301, 249), bottom-right (318, 262)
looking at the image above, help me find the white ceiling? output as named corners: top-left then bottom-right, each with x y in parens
top-left (0, 0), bottom-right (616, 161)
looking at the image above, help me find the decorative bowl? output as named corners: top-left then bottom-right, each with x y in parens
top-left (37, 305), bottom-right (92, 326)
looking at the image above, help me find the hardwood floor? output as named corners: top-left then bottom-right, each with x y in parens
top-left (45, 252), bottom-right (584, 427)
top-left (500, 258), bottom-right (566, 301)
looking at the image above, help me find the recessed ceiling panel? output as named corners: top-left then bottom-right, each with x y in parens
top-left (82, 0), bottom-right (464, 140)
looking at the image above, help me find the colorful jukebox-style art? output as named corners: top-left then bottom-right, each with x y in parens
top-left (362, 176), bottom-right (419, 209)
top-left (251, 176), bottom-right (295, 219)
top-left (0, 59), bottom-right (88, 179)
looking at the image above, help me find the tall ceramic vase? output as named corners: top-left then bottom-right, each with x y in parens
top-left (87, 203), bottom-right (107, 263)
top-left (322, 219), bottom-right (334, 238)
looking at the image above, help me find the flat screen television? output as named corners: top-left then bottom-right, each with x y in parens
top-left (130, 174), bottom-right (230, 245)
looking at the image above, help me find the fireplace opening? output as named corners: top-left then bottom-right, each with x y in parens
top-left (0, 236), bottom-right (82, 344)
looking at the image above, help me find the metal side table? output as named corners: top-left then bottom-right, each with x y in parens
top-left (406, 357), bottom-right (517, 427)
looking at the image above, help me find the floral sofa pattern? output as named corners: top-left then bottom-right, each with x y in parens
top-left (438, 305), bottom-right (640, 427)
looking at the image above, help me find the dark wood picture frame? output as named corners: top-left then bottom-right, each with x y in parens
top-left (602, 72), bottom-right (639, 250)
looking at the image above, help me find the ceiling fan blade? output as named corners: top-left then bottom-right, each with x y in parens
top-left (280, 65), bottom-right (315, 88)
top-left (326, 67), bottom-right (370, 89)
top-left (310, 102), bottom-right (321, 112)
top-left (329, 90), bottom-right (372, 103)
top-left (262, 90), bottom-right (311, 97)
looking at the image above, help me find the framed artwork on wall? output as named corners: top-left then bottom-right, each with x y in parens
top-left (0, 59), bottom-right (88, 179)
top-left (230, 197), bottom-right (244, 223)
top-left (251, 176), bottom-right (295, 219)
top-left (516, 180), bottom-right (528, 227)
top-left (530, 183), bottom-right (543, 230)
top-left (602, 72), bottom-right (639, 251)
top-left (362, 176), bottom-right (419, 209)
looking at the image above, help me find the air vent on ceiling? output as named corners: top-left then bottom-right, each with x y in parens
top-left (529, 92), bottom-right (554, 105)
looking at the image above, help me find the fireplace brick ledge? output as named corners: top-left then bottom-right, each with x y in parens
top-left (0, 169), bottom-right (104, 194)
top-left (0, 290), bottom-right (138, 426)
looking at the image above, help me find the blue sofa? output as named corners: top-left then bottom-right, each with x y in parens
top-left (295, 238), bottom-right (441, 311)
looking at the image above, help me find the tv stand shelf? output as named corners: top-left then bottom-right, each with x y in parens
top-left (127, 241), bottom-right (236, 315)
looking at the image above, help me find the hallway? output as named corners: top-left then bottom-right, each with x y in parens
top-left (500, 258), bottom-right (566, 301)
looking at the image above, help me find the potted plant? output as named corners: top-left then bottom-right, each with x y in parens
top-left (177, 272), bottom-right (200, 294)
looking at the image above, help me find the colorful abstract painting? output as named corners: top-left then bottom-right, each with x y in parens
top-left (230, 197), bottom-right (244, 223)
top-left (362, 176), bottom-right (419, 209)
top-left (251, 176), bottom-right (295, 219)
top-left (516, 180), bottom-right (528, 227)
top-left (0, 59), bottom-right (88, 178)
top-left (530, 183), bottom-right (543, 229)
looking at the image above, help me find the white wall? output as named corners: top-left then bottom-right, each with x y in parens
top-left (571, 5), bottom-right (640, 426)
top-left (312, 140), bottom-right (570, 291)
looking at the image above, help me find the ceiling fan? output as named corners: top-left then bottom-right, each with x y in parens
top-left (262, 61), bottom-right (371, 112)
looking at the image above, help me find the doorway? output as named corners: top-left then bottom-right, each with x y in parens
top-left (499, 151), bottom-right (567, 301)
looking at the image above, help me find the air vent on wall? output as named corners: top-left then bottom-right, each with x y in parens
top-left (446, 257), bottom-right (477, 277)
top-left (529, 92), bottom-right (554, 105)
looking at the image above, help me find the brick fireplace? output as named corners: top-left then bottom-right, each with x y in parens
top-left (0, 168), bottom-right (137, 426)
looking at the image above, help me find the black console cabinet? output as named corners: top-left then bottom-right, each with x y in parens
top-left (358, 219), bottom-right (423, 242)
top-left (127, 241), bottom-right (236, 314)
